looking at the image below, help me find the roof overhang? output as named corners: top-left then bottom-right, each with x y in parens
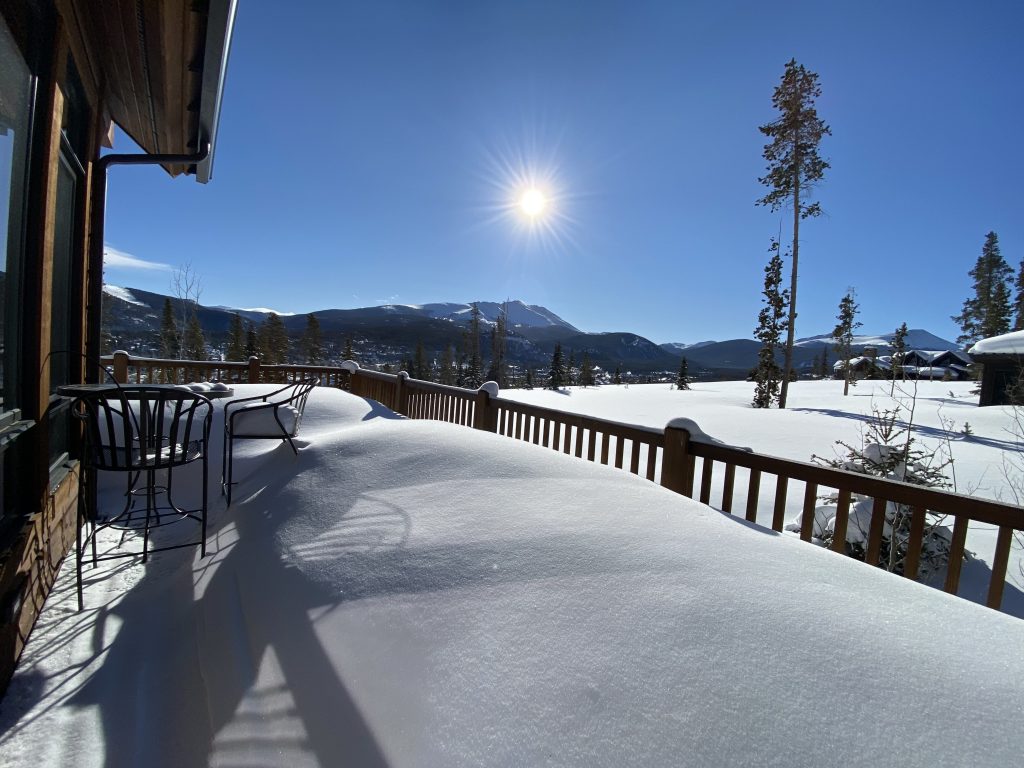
top-left (61, 0), bottom-right (237, 183)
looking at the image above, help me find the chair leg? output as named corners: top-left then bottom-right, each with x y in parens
top-left (225, 435), bottom-right (234, 506)
top-left (201, 453), bottom-right (208, 556)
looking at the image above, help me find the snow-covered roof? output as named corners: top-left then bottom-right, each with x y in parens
top-left (4, 386), bottom-right (1024, 766)
top-left (969, 329), bottom-right (1024, 356)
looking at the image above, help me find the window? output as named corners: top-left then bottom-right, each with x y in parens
top-left (0, 14), bottom-right (33, 419)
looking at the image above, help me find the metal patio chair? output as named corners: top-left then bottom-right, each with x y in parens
top-left (221, 379), bottom-right (318, 505)
top-left (71, 385), bottom-right (212, 609)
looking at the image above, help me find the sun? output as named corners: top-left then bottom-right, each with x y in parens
top-left (518, 188), bottom-right (547, 218)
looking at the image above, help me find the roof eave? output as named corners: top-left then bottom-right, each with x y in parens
top-left (194, 0), bottom-right (237, 184)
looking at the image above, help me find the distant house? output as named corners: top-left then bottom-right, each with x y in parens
top-left (833, 356), bottom-right (890, 380)
top-left (968, 331), bottom-right (1024, 406)
top-left (899, 349), bottom-right (971, 381)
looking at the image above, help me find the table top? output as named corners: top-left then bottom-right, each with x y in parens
top-left (56, 383), bottom-right (235, 399)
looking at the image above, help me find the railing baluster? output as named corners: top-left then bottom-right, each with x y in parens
top-left (699, 458), bottom-right (713, 506)
top-left (614, 436), bottom-right (624, 469)
top-left (574, 423), bottom-right (584, 458)
top-left (800, 483), bottom-right (818, 542)
top-left (830, 489), bottom-right (851, 553)
top-left (587, 429), bottom-right (596, 462)
top-left (903, 505), bottom-right (927, 581)
top-left (772, 475), bottom-right (788, 531)
top-left (543, 417), bottom-right (551, 448)
top-left (745, 469), bottom-right (761, 523)
top-left (987, 526), bottom-right (1013, 610)
top-left (721, 464), bottom-right (736, 513)
top-left (865, 497), bottom-right (887, 567)
top-left (630, 440), bottom-right (641, 475)
top-left (943, 516), bottom-right (969, 595)
top-left (645, 445), bottom-right (657, 482)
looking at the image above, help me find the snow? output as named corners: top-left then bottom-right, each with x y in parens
top-left (102, 284), bottom-right (145, 306)
top-left (969, 329), bottom-right (1024, 355)
top-left (501, 380), bottom-right (1024, 607)
top-left (794, 329), bottom-right (957, 351)
top-left (236, 306), bottom-right (296, 316)
top-left (3, 384), bottom-right (1024, 767)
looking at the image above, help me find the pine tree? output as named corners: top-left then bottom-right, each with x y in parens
top-left (412, 340), bottom-right (430, 381)
top-left (300, 313), bottom-right (323, 364)
top-left (613, 365), bottom-right (622, 385)
top-left (548, 343), bottom-right (566, 390)
top-left (566, 350), bottom-right (577, 386)
top-left (343, 336), bottom-right (356, 363)
top-left (832, 289), bottom-right (862, 397)
top-left (462, 303), bottom-right (483, 388)
top-left (752, 238), bottom-right (789, 407)
top-left (226, 313), bottom-right (246, 361)
top-left (820, 346), bottom-right (829, 378)
top-left (439, 344), bottom-right (456, 385)
top-left (245, 321), bottom-right (258, 358)
top-left (580, 352), bottom-right (595, 387)
top-left (757, 59), bottom-right (830, 409)
top-left (524, 368), bottom-right (534, 389)
top-left (953, 232), bottom-right (1012, 346)
top-left (259, 312), bottom-right (289, 365)
top-left (159, 298), bottom-right (179, 359)
top-left (486, 302), bottom-right (508, 387)
top-left (676, 357), bottom-right (691, 390)
top-left (183, 314), bottom-right (206, 360)
top-left (1014, 257), bottom-right (1024, 331)
top-left (890, 322), bottom-right (908, 394)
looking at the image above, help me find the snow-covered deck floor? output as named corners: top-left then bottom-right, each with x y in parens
top-left (1, 386), bottom-right (1023, 767)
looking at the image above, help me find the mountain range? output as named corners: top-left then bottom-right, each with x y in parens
top-left (101, 283), bottom-right (959, 378)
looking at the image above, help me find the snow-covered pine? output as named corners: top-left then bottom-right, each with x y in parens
top-left (806, 405), bottom-right (958, 580)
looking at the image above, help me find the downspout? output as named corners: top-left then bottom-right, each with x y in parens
top-left (84, 143), bottom-right (210, 381)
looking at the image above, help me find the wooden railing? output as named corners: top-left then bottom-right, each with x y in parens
top-left (99, 352), bottom-right (1024, 613)
top-left (100, 352), bottom-right (351, 388)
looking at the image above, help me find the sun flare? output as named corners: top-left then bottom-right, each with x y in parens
top-left (519, 188), bottom-right (547, 218)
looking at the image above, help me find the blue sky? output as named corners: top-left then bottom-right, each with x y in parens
top-left (102, 0), bottom-right (1024, 345)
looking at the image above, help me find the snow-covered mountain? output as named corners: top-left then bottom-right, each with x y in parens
top-left (793, 329), bottom-right (957, 352)
top-left (358, 300), bottom-right (578, 332)
top-left (660, 340), bottom-right (717, 354)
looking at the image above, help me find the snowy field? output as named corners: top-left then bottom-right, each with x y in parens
top-left (2, 385), bottom-right (1023, 767)
top-left (501, 379), bottom-right (1024, 604)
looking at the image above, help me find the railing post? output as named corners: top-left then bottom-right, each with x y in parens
top-left (395, 371), bottom-right (409, 415)
top-left (340, 360), bottom-right (359, 394)
top-left (473, 382), bottom-right (499, 431)
top-left (248, 356), bottom-right (261, 384)
top-left (111, 350), bottom-right (129, 383)
top-left (661, 420), bottom-right (693, 496)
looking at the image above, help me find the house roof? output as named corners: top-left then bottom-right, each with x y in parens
top-left (969, 330), bottom-right (1024, 358)
top-left (59, 0), bottom-right (236, 182)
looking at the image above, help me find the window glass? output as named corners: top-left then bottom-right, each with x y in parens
top-left (0, 15), bottom-right (32, 415)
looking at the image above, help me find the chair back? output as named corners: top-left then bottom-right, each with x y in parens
top-left (73, 386), bottom-right (212, 471)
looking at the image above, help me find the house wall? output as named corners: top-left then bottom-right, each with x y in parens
top-left (0, 0), bottom-right (101, 693)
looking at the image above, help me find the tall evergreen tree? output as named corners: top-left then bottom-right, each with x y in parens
top-left (183, 314), bottom-right (206, 360)
top-left (832, 289), bottom-right (862, 397)
top-left (245, 321), bottom-right (258, 358)
top-left (439, 344), bottom-right (456, 385)
top-left (343, 336), bottom-right (356, 363)
top-left (613, 365), bottom-right (622, 385)
top-left (412, 340), bottom-right (430, 381)
top-left (676, 357), bottom-right (691, 391)
top-left (159, 298), bottom-right (179, 359)
top-left (486, 303), bottom-right (508, 387)
top-left (953, 232), bottom-right (1012, 346)
top-left (462, 303), bottom-right (483, 388)
top-left (259, 312), bottom-right (289, 365)
top-left (757, 59), bottom-right (830, 409)
top-left (890, 322), bottom-right (909, 394)
top-left (225, 313), bottom-right (246, 361)
top-left (579, 352), bottom-right (595, 387)
top-left (819, 345), bottom-right (829, 378)
top-left (548, 343), bottom-right (566, 390)
top-left (1014, 257), bottom-right (1024, 332)
top-left (300, 313), bottom-right (323, 364)
top-left (752, 238), bottom-right (789, 407)
top-left (566, 350), bottom-right (577, 386)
